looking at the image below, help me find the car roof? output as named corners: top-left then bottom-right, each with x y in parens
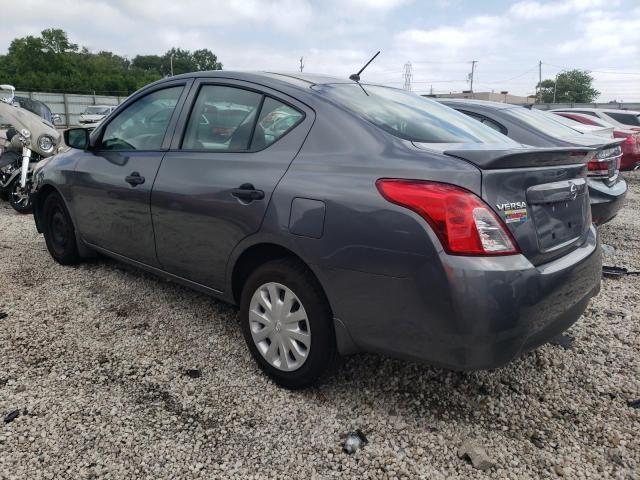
top-left (436, 98), bottom-right (518, 110)
top-left (166, 70), bottom-right (353, 91)
top-left (552, 107), bottom-right (640, 115)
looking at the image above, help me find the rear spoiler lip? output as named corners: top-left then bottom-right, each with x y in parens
top-left (413, 143), bottom-right (599, 169)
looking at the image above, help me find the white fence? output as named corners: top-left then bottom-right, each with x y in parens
top-left (15, 91), bottom-right (127, 127)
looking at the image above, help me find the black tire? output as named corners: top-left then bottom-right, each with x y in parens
top-left (240, 258), bottom-right (337, 389)
top-left (8, 179), bottom-right (33, 214)
top-left (42, 192), bottom-right (82, 265)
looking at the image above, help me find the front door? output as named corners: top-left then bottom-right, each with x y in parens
top-left (72, 83), bottom-right (188, 265)
top-left (152, 80), bottom-right (313, 290)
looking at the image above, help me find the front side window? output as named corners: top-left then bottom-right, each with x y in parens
top-left (100, 86), bottom-right (183, 150)
top-left (312, 84), bottom-right (514, 144)
top-left (607, 112), bottom-right (640, 127)
top-left (182, 85), bottom-right (263, 151)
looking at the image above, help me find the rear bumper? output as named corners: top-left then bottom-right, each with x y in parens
top-left (589, 177), bottom-right (627, 225)
top-left (321, 226), bottom-right (601, 370)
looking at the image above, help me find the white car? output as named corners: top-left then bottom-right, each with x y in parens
top-left (550, 112), bottom-right (614, 138)
top-left (551, 107), bottom-right (640, 132)
top-left (79, 105), bottom-right (117, 126)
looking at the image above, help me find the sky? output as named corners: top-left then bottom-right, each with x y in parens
top-left (1, 0), bottom-right (639, 101)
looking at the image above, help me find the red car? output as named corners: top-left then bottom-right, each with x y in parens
top-left (554, 111), bottom-right (640, 171)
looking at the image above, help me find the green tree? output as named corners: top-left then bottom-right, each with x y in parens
top-left (41, 28), bottom-right (78, 54)
top-left (537, 69), bottom-right (600, 103)
top-left (0, 28), bottom-right (223, 95)
top-left (192, 49), bottom-right (223, 71)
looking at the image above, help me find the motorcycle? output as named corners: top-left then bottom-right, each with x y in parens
top-left (0, 84), bottom-right (60, 213)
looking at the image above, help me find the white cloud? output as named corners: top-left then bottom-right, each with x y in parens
top-left (111, 0), bottom-right (314, 33)
top-left (509, 0), bottom-right (610, 20)
top-left (395, 15), bottom-right (507, 50)
top-left (558, 7), bottom-right (640, 56)
top-left (0, 0), bottom-right (638, 101)
top-left (342, 0), bottom-right (411, 10)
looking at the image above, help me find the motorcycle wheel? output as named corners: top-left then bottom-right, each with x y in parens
top-left (8, 179), bottom-right (32, 214)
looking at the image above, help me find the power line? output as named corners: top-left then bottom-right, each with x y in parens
top-left (543, 62), bottom-right (640, 75)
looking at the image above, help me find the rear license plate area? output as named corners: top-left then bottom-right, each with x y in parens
top-left (531, 200), bottom-right (585, 251)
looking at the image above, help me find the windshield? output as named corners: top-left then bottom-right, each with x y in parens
top-left (505, 107), bottom-right (583, 138)
top-left (607, 111), bottom-right (640, 127)
top-left (312, 84), bottom-right (516, 144)
top-left (84, 106), bottom-right (110, 115)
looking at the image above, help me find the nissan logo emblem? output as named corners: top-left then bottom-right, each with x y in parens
top-left (568, 181), bottom-right (578, 201)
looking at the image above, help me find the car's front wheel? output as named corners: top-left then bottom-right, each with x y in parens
top-left (8, 179), bottom-right (33, 214)
top-left (240, 258), bottom-right (336, 389)
top-left (42, 192), bottom-right (82, 265)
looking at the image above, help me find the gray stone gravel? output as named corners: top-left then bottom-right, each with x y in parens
top-left (1, 173), bottom-right (639, 479)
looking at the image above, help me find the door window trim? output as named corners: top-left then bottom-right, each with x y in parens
top-left (91, 79), bottom-right (193, 153)
top-left (174, 81), bottom-right (306, 154)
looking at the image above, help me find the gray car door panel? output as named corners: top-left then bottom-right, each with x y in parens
top-left (152, 79), bottom-right (315, 290)
top-left (72, 80), bottom-right (192, 266)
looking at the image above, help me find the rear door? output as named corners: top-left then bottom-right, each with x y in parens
top-left (151, 79), bottom-right (314, 290)
top-left (72, 81), bottom-right (190, 265)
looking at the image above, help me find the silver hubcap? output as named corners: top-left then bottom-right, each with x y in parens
top-left (11, 184), bottom-right (29, 207)
top-left (249, 282), bottom-right (311, 372)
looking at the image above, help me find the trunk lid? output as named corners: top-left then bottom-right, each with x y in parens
top-left (414, 143), bottom-right (594, 265)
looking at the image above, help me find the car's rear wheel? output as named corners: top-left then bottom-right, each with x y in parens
top-left (240, 258), bottom-right (336, 389)
top-left (42, 192), bottom-right (82, 265)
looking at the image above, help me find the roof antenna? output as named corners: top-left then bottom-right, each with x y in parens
top-left (349, 51), bottom-right (380, 82)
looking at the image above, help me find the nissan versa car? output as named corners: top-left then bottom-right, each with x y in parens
top-left (440, 99), bottom-right (627, 225)
top-left (32, 72), bottom-right (601, 389)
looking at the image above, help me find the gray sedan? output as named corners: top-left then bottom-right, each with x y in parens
top-left (32, 72), bottom-right (601, 388)
top-left (438, 99), bottom-right (628, 225)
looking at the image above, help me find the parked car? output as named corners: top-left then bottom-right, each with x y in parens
top-left (440, 99), bottom-right (627, 225)
top-left (548, 112), bottom-right (613, 138)
top-left (13, 96), bottom-right (60, 124)
top-left (551, 107), bottom-right (640, 132)
top-left (79, 105), bottom-right (117, 125)
top-left (553, 111), bottom-right (640, 170)
top-left (32, 72), bottom-right (601, 388)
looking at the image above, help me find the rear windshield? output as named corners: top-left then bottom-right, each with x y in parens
top-left (505, 107), bottom-right (583, 138)
top-left (312, 84), bottom-right (515, 144)
top-left (607, 112), bottom-right (640, 127)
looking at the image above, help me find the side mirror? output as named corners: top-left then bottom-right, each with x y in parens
top-left (64, 128), bottom-right (91, 150)
top-left (51, 113), bottom-right (62, 125)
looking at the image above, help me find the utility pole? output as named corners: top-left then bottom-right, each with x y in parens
top-left (170, 54), bottom-right (174, 76)
top-left (552, 72), bottom-right (559, 104)
top-left (537, 60), bottom-right (542, 104)
top-left (469, 60), bottom-right (477, 97)
top-left (402, 62), bottom-right (413, 91)
top-left (430, 84), bottom-right (433, 95)
top-left (299, 56), bottom-right (304, 73)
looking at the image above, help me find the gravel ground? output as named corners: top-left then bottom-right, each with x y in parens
top-left (1, 173), bottom-right (639, 480)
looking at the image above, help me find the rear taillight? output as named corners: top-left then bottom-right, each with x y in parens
top-left (587, 160), bottom-right (611, 177)
top-left (376, 179), bottom-right (520, 256)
